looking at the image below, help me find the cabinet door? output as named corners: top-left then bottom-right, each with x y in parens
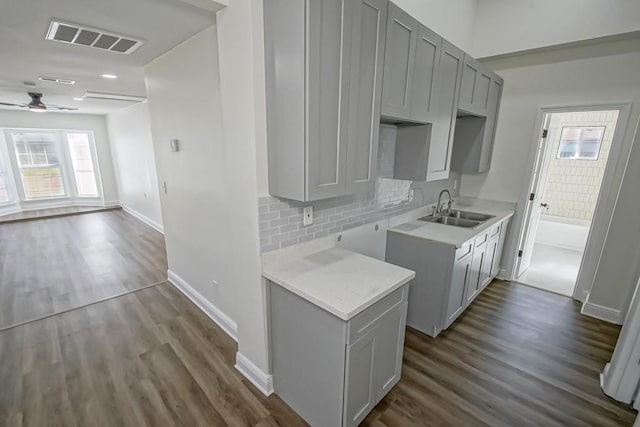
top-left (306, 0), bottom-right (352, 201)
top-left (492, 220), bottom-right (509, 277)
top-left (425, 40), bottom-right (464, 182)
top-left (344, 330), bottom-right (376, 427)
top-left (409, 24), bottom-right (441, 123)
top-left (477, 79), bottom-right (503, 173)
top-left (446, 253), bottom-right (472, 328)
top-left (483, 237), bottom-right (499, 289)
top-left (458, 55), bottom-right (491, 116)
top-left (467, 243), bottom-right (487, 305)
top-left (474, 70), bottom-right (491, 113)
top-left (458, 55), bottom-right (478, 113)
top-left (373, 303), bottom-right (407, 402)
top-left (380, 3), bottom-right (417, 120)
top-left (346, 0), bottom-right (388, 195)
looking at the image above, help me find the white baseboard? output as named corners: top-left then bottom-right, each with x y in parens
top-left (581, 301), bottom-right (623, 324)
top-left (235, 352), bottom-right (274, 396)
top-left (121, 204), bottom-right (164, 234)
top-left (167, 269), bottom-right (238, 341)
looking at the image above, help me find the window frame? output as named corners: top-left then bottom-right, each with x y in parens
top-left (556, 126), bottom-right (606, 161)
top-left (3, 128), bottom-right (103, 203)
top-left (0, 149), bottom-right (12, 205)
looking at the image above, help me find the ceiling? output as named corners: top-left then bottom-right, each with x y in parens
top-left (0, 0), bottom-right (216, 115)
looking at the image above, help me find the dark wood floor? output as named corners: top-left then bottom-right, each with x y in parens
top-left (0, 210), bottom-right (167, 329)
top-left (0, 279), bottom-right (634, 426)
top-left (0, 282), bottom-right (304, 427)
top-left (364, 280), bottom-right (636, 426)
top-left (0, 206), bottom-right (120, 223)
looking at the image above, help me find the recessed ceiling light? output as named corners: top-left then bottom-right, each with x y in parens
top-left (73, 97), bottom-right (84, 101)
top-left (101, 74), bottom-right (118, 79)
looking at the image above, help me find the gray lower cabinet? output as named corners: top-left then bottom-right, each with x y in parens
top-left (445, 242), bottom-right (473, 328)
top-left (264, 0), bottom-right (388, 202)
top-left (386, 218), bottom-right (509, 337)
top-left (269, 282), bottom-right (408, 427)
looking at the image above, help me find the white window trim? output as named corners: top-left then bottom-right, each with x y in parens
top-left (2, 128), bottom-right (105, 208)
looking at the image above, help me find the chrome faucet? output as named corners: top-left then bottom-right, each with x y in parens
top-left (436, 189), bottom-right (452, 215)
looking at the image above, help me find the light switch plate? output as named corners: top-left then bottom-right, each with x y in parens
top-left (303, 206), bottom-right (313, 226)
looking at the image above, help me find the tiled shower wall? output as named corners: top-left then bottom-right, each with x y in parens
top-left (541, 110), bottom-right (618, 221)
top-left (258, 124), bottom-right (460, 252)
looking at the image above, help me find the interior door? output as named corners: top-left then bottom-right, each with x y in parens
top-left (516, 115), bottom-right (552, 277)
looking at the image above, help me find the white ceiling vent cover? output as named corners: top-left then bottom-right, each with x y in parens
top-left (45, 21), bottom-right (143, 54)
top-left (83, 92), bottom-right (146, 102)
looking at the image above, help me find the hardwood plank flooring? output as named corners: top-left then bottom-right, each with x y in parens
top-left (0, 209), bottom-right (167, 329)
top-left (0, 282), bottom-right (305, 427)
top-left (0, 206), bottom-right (120, 224)
top-left (0, 279), bottom-right (634, 426)
top-left (364, 280), bottom-right (636, 426)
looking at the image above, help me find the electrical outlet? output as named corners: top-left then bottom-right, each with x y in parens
top-left (303, 206), bottom-right (313, 226)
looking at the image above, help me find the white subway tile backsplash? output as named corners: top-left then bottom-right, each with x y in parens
top-left (257, 124), bottom-right (459, 252)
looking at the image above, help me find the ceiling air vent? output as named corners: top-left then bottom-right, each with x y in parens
top-left (45, 21), bottom-right (143, 54)
top-left (38, 76), bottom-right (76, 85)
top-left (82, 92), bottom-right (146, 103)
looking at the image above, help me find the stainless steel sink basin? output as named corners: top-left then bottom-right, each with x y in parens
top-left (419, 216), bottom-right (480, 228)
top-left (447, 210), bottom-right (495, 222)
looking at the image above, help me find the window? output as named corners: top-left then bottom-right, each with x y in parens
top-left (0, 153), bottom-right (10, 204)
top-left (67, 133), bottom-right (98, 197)
top-left (5, 129), bottom-right (102, 201)
top-left (12, 133), bottom-right (65, 199)
top-left (557, 126), bottom-right (605, 160)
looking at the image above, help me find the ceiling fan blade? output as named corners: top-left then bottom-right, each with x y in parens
top-left (48, 106), bottom-right (79, 111)
top-left (0, 102), bottom-right (27, 107)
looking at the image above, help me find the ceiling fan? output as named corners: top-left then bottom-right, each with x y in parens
top-left (0, 92), bottom-right (78, 112)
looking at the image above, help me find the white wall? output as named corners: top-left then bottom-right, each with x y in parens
top-left (392, 0), bottom-right (478, 53)
top-left (460, 38), bottom-right (640, 318)
top-left (216, 0), bottom-right (271, 380)
top-left (145, 26), bottom-right (238, 327)
top-left (472, 0), bottom-right (640, 58)
top-left (0, 110), bottom-right (119, 205)
top-left (106, 102), bottom-right (163, 230)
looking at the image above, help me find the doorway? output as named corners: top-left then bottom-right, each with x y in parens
top-left (515, 107), bottom-right (627, 297)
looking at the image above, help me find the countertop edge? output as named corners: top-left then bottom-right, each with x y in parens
top-left (263, 268), bottom-right (415, 321)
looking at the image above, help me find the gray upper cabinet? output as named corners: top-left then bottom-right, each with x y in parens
top-left (380, 3), bottom-right (418, 121)
top-left (458, 54), bottom-right (491, 116)
top-left (451, 71), bottom-right (503, 174)
top-left (425, 40), bottom-right (464, 181)
top-left (409, 25), bottom-right (441, 123)
top-left (306, 0), bottom-right (352, 200)
top-left (265, 0), bottom-right (387, 202)
top-left (346, 0), bottom-right (388, 194)
top-left (477, 78), bottom-right (503, 173)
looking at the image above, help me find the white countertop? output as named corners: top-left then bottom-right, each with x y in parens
top-left (263, 247), bottom-right (415, 321)
top-left (388, 198), bottom-right (516, 248)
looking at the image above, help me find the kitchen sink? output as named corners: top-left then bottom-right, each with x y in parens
top-left (419, 216), bottom-right (480, 228)
top-left (447, 210), bottom-right (495, 222)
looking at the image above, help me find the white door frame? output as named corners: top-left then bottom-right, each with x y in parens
top-left (509, 102), bottom-right (632, 301)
